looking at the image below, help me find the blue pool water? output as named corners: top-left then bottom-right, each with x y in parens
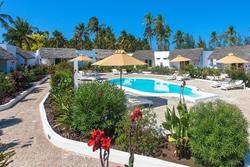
top-left (109, 78), bottom-right (200, 97)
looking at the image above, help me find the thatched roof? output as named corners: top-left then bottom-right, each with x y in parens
top-left (39, 48), bottom-right (77, 59)
top-left (170, 48), bottom-right (203, 64)
top-left (0, 47), bottom-right (15, 60)
top-left (209, 45), bottom-right (250, 61)
top-left (93, 49), bottom-right (115, 60)
top-left (133, 50), bottom-right (154, 60)
top-left (16, 47), bottom-right (34, 59)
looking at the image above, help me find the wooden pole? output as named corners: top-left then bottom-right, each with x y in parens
top-left (120, 67), bottom-right (123, 88)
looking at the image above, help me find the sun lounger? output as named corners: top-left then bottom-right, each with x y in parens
top-left (142, 71), bottom-right (152, 75)
top-left (176, 74), bottom-right (190, 81)
top-left (211, 78), bottom-right (231, 88)
top-left (126, 94), bottom-right (153, 108)
top-left (112, 69), bottom-right (120, 75)
top-left (166, 73), bottom-right (177, 80)
top-left (78, 71), bottom-right (101, 81)
top-left (220, 80), bottom-right (245, 90)
top-left (122, 69), bottom-right (127, 75)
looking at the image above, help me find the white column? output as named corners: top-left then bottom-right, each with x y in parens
top-left (74, 60), bottom-right (78, 89)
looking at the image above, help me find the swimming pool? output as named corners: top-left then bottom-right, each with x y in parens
top-left (109, 78), bottom-right (217, 102)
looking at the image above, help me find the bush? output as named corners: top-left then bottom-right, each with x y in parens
top-left (152, 66), bottom-right (174, 75)
top-left (50, 66), bottom-right (74, 129)
top-left (31, 65), bottom-right (48, 76)
top-left (226, 68), bottom-right (250, 87)
top-left (115, 109), bottom-right (162, 156)
top-left (189, 100), bottom-right (249, 167)
top-left (71, 82), bottom-right (126, 137)
top-left (0, 73), bottom-right (14, 103)
top-left (11, 71), bottom-right (29, 91)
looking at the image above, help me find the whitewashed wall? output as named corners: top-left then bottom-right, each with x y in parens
top-left (154, 51), bottom-right (170, 67)
top-left (41, 58), bottom-right (54, 65)
top-left (201, 51), bottom-right (213, 68)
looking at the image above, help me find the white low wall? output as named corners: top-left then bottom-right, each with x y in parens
top-left (0, 76), bottom-right (49, 111)
top-left (39, 93), bottom-right (188, 167)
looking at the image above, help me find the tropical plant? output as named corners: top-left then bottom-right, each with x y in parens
top-left (48, 30), bottom-right (67, 48)
top-left (87, 16), bottom-right (99, 44)
top-left (182, 33), bottom-right (195, 49)
top-left (0, 1), bottom-right (13, 29)
top-left (115, 108), bottom-right (162, 158)
top-left (3, 17), bottom-right (37, 50)
top-left (71, 82), bottom-right (126, 137)
top-left (224, 26), bottom-right (238, 47)
top-left (154, 15), bottom-right (165, 50)
top-left (0, 73), bottom-right (14, 103)
top-left (197, 36), bottom-right (207, 49)
top-left (11, 71), bottom-right (29, 91)
top-left (162, 81), bottom-right (191, 159)
top-left (164, 24), bottom-right (172, 50)
top-left (189, 100), bottom-right (249, 167)
top-left (71, 22), bottom-right (89, 49)
top-left (26, 32), bottom-right (49, 51)
top-left (88, 129), bottom-right (111, 167)
top-left (208, 31), bottom-right (220, 50)
top-left (173, 30), bottom-right (184, 49)
top-left (143, 13), bottom-right (154, 49)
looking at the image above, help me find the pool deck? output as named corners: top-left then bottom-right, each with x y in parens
top-left (103, 73), bottom-right (250, 137)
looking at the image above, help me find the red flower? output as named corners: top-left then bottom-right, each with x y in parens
top-left (88, 129), bottom-right (111, 152)
top-left (131, 106), bottom-right (142, 123)
top-left (101, 137), bottom-right (111, 151)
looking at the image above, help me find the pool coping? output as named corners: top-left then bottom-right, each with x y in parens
top-left (39, 92), bottom-right (189, 167)
top-left (110, 77), bottom-right (218, 103)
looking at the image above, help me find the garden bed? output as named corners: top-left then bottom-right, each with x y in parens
top-left (44, 94), bottom-right (193, 166)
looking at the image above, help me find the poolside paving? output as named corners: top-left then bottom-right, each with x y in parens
top-left (0, 82), bottom-right (118, 167)
top-left (104, 73), bottom-right (250, 137)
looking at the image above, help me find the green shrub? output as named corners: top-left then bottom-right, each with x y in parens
top-left (0, 73), bottom-right (14, 102)
top-left (115, 109), bottom-right (162, 157)
top-left (32, 65), bottom-right (48, 76)
top-left (22, 69), bottom-right (35, 82)
top-left (152, 66), bottom-right (174, 75)
top-left (11, 71), bottom-right (29, 91)
top-left (226, 68), bottom-right (250, 87)
top-left (189, 100), bottom-right (249, 167)
top-left (71, 82), bottom-right (126, 137)
top-left (50, 65), bottom-right (74, 129)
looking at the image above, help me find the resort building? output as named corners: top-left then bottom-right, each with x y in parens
top-left (37, 48), bottom-right (77, 65)
top-left (0, 44), bottom-right (37, 73)
top-left (154, 51), bottom-right (170, 67)
top-left (209, 45), bottom-right (250, 72)
top-left (133, 50), bottom-right (155, 66)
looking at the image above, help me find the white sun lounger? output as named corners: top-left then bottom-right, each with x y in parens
top-left (166, 74), bottom-right (177, 80)
top-left (112, 69), bottom-right (120, 75)
top-left (220, 80), bottom-right (245, 90)
top-left (176, 74), bottom-right (190, 81)
top-left (211, 78), bottom-right (232, 88)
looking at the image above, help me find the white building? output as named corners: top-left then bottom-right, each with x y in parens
top-left (154, 51), bottom-right (170, 67)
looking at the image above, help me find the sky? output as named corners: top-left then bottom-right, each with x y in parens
top-left (1, 0), bottom-right (250, 49)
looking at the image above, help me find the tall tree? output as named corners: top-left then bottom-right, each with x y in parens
top-left (87, 17), bottom-right (99, 39)
top-left (0, 1), bottom-right (12, 29)
top-left (163, 25), bottom-right (172, 50)
top-left (197, 36), bottom-right (207, 49)
top-left (93, 26), bottom-right (116, 49)
top-left (224, 26), bottom-right (237, 47)
top-left (173, 30), bottom-right (184, 49)
top-left (117, 30), bottom-right (138, 52)
top-left (208, 32), bottom-right (220, 50)
top-left (143, 13), bottom-right (154, 49)
top-left (71, 22), bottom-right (89, 49)
top-left (183, 33), bottom-right (195, 49)
top-left (49, 30), bottom-right (66, 48)
top-left (154, 15), bottom-right (165, 50)
top-left (3, 17), bottom-right (36, 50)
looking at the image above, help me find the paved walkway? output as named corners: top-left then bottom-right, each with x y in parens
top-left (0, 82), bottom-right (118, 167)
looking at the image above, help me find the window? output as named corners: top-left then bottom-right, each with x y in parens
top-left (163, 58), bottom-right (168, 60)
top-left (156, 58), bottom-right (160, 60)
top-left (148, 60), bottom-right (152, 66)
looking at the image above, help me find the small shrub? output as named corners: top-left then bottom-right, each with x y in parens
top-left (71, 82), bottom-right (126, 137)
top-left (115, 109), bottom-right (162, 156)
top-left (22, 69), bottom-right (35, 82)
top-left (152, 66), bottom-right (174, 75)
top-left (11, 71), bottom-right (29, 91)
top-left (189, 100), bottom-right (249, 167)
top-left (0, 140), bottom-right (15, 167)
top-left (0, 73), bottom-right (14, 103)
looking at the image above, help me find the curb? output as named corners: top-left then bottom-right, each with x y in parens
top-left (0, 76), bottom-right (49, 111)
top-left (39, 92), bottom-right (188, 167)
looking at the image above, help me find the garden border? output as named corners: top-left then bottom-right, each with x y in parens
top-left (0, 76), bottom-right (49, 111)
top-left (39, 92), bottom-right (188, 167)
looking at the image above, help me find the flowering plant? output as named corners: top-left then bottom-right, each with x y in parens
top-left (88, 129), bottom-right (111, 167)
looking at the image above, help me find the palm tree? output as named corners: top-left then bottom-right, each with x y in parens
top-left (72, 22), bottom-right (88, 49)
top-left (197, 36), bottom-right (206, 49)
top-left (208, 32), bottom-right (220, 50)
top-left (49, 30), bottom-right (66, 48)
top-left (173, 30), bottom-right (184, 49)
top-left (3, 17), bottom-right (36, 50)
top-left (183, 33), bottom-right (195, 49)
top-left (0, 1), bottom-right (12, 29)
top-left (224, 26), bottom-right (237, 47)
top-left (164, 25), bottom-right (171, 50)
top-left (154, 15), bottom-right (165, 51)
top-left (143, 13), bottom-right (154, 49)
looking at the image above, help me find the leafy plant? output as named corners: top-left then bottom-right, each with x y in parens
top-left (189, 100), bottom-right (249, 167)
top-left (162, 81), bottom-right (191, 159)
top-left (11, 71), bottom-right (29, 91)
top-left (0, 73), bottom-right (14, 104)
top-left (152, 66), bottom-right (174, 75)
top-left (115, 108), bottom-right (162, 157)
top-left (71, 82), bottom-right (126, 137)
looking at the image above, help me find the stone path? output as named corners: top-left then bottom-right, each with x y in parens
top-left (0, 82), bottom-right (118, 167)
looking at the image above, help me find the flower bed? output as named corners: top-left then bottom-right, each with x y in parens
top-left (43, 94), bottom-right (193, 166)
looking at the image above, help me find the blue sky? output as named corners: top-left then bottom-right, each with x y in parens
top-left (1, 0), bottom-right (250, 48)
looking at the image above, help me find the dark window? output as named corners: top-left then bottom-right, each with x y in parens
top-left (148, 60), bottom-right (152, 66)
